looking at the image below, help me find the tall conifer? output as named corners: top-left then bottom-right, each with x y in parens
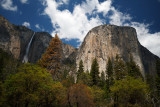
top-left (90, 58), bottom-right (99, 86)
top-left (106, 58), bottom-right (113, 91)
top-left (38, 34), bottom-right (62, 78)
top-left (77, 60), bottom-right (84, 82)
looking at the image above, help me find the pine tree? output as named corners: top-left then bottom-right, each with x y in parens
top-left (99, 71), bottom-right (105, 87)
top-left (126, 56), bottom-right (143, 79)
top-left (77, 60), bottom-right (84, 82)
top-left (114, 55), bottom-right (127, 80)
top-left (106, 58), bottom-right (113, 90)
top-left (38, 34), bottom-right (62, 78)
top-left (90, 58), bottom-right (100, 86)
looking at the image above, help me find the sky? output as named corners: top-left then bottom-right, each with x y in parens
top-left (0, 0), bottom-right (160, 57)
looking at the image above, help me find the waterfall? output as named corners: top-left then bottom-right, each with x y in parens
top-left (22, 32), bottom-right (35, 63)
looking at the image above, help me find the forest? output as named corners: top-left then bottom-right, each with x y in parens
top-left (0, 34), bottom-right (160, 107)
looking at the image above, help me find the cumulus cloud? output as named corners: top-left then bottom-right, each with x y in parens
top-left (130, 22), bottom-right (160, 57)
top-left (0, 0), bottom-right (17, 11)
top-left (43, 0), bottom-right (113, 41)
top-left (109, 7), bottom-right (131, 26)
top-left (108, 6), bottom-right (160, 57)
top-left (35, 24), bottom-right (45, 31)
top-left (97, 0), bottom-right (112, 16)
top-left (42, 0), bottom-right (160, 57)
top-left (20, 0), bottom-right (28, 4)
top-left (22, 22), bottom-right (30, 28)
top-left (35, 24), bottom-right (40, 29)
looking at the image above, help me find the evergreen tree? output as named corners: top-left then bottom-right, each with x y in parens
top-left (110, 76), bottom-right (149, 106)
top-left (77, 72), bottom-right (93, 86)
top-left (38, 34), bottom-right (62, 79)
top-left (77, 60), bottom-right (84, 82)
top-left (114, 55), bottom-right (127, 80)
top-left (106, 58), bottom-right (113, 91)
top-left (99, 71), bottom-right (105, 87)
top-left (126, 56), bottom-right (143, 79)
top-left (90, 58), bottom-right (100, 86)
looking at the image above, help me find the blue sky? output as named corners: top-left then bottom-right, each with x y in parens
top-left (0, 0), bottom-right (160, 57)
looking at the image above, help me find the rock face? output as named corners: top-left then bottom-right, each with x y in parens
top-left (0, 15), bottom-right (20, 59)
top-left (0, 16), bottom-right (76, 63)
top-left (62, 43), bottom-right (78, 65)
top-left (0, 16), bottom-right (159, 77)
top-left (14, 25), bottom-right (34, 61)
top-left (27, 32), bottom-right (52, 63)
top-left (62, 43), bottom-right (77, 59)
top-left (76, 25), bottom-right (159, 77)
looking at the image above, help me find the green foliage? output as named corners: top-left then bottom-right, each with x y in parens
top-left (62, 75), bottom-right (75, 88)
top-left (127, 56), bottom-right (143, 79)
top-left (3, 63), bottom-right (66, 106)
top-left (146, 74), bottom-right (155, 90)
top-left (99, 71), bottom-right (105, 88)
top-left (77, 60), bottom-right (84, 82)
top-left (106, 58), bottom-right (114, 91)
top-left (61, 69), bottom-right (70, 81)
top-left (90, 85), bottom-right (106, 106)
top-left (39, 82), bottom-right (67, 106)
top-left (0, 48), bottom-right (20, 81)
top-left (110, 76), bottom-right (149, 106)
top-left (0, 48), bottom-right (158, 106)
top-left (77, 72), bottom-right (93, 86)
top-left (114, 56), bottom-right (128, 80)
top-left (90, 58), bottom-right (100, 86)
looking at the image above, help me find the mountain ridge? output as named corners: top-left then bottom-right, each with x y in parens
top-left (0, 15), bottom-right (159, 77)
top-left (76, 24), bottom-right (159, 77)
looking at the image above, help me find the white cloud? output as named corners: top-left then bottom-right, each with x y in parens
top-left (130, 22), bottom-right (160, 57)
top-left (109, 7), bottom-right (131, 26)
top-left (35, 24), bottom-right (40, 29)
top-left (0, 0), bottom-right (17, 11)
top-left (43, 0), bottom-right (113, 41)
top-left (20, 0), bottom-right (28, 4)
top-left (35, 24), bottom-right (45, 31)
top-left (42, 0), bottom-right (160, 57)
top-left (22, 22), bottom-right (30, 28)
top-left (108, 6), bottom-right (160, 57)
top-left (97, 0), bottom-right (112, 16)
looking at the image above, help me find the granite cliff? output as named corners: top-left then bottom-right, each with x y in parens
top-left (76, 25), bottom-right (159, 77)
top-left (0, 15), bottom-right (159, 77)
top-left (0, 15), bottom-right (20, 59)
top-left (0, 16), bottom-right (76, 63)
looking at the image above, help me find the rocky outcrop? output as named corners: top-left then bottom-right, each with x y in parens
top-left (0, 15), bottom-right (76, 63)
top-left (0, 16), bottom-right (159, 77)
top-left (0, 15), bottom-right (20, 59)
top-left (62, 43), bottom-right (77, 59)
top-left (62, 43), bottom-right (78, 65)
top-left (27, 32), bottom-right (52, 63)
top-left (76, 25), bottom-right (159, 77)
top-left (27, 34), bottom-right (77, 63)
top-left (14, 25), bottom-right (34, 61)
